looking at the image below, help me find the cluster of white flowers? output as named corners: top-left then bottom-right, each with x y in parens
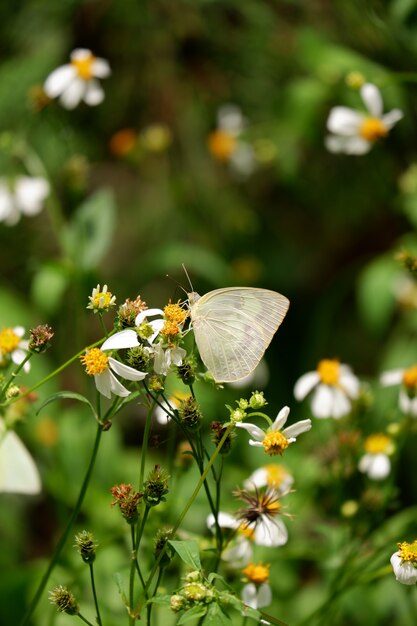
top-left (0, 176), bottom-right (49, 225)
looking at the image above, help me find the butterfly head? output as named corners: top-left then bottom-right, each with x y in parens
top-left (187, 291), bottom-right (201, 307)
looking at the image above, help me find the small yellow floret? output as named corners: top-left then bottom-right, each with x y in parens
top-left (242, 562), bottom-right (270, 585)
top-left (259, 493), bottom-right (281, 514)
top-left (72, 54), bottom-right (96, 80)
top-left (359, 117), bottom-right (388, 142)
top-left (92, 291), bottom-right (113, 309)
top-left (345, 71), bottom-right (366, 90)
top-left (164, 302), bottom-right (188, 325)
top-left (317, 359), bottom-right (340, 386)
top-left (364, 433), bottom-right (392, 454)
top-left (262, 431), bottom-right (289, 456)
top-left (398, 540), bottom-right (417, 563)
top-left (207, 129), bottom-right (237, 161)
top-left (0, 328), bottom-right (21, 354)
top-left (238, 524), bottom-right (255, 540)
top-left (403, 365), bottom-right (417, 390)
top-left (265, 464), bottom-right (289, 487)
top-left (80, 348), bottom-right (109, 376)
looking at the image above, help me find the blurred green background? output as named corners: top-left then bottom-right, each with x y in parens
top-left (2, 0), bottom-right (417, 624)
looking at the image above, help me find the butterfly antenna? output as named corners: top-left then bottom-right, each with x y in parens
top-left (182, 263), bottom-right (194, 292)
top-left (165, 274), bottom-right (188, 297)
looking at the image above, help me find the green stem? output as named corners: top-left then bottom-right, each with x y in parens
top-left (147, 567), bottom-right (163, 626)
top-left (89, 561), bottom-right (103, 626)
top-left (0, 352), bottom-right (33, 400)
top-left (139, 401), bottom-right (156, 490)
top-left (20, 423), bottom-right (104, 626)
top-left (77, 613), bottom-right (96, 626)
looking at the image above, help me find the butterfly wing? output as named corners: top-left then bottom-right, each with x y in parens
top-left (190, 287), bottom-right (289, 383)
top-left (0, 423), bottom-right (41, 495)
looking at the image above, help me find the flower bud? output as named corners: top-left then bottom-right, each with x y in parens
top-left (111, 484), bottom-right (142, 524)
top-left (178, 396), bottom-right (202, 431)
top-left (49, 586), bottom-right (79, 615)
top-left (176, 355), bottom-right (197, 385)
top-left (74, 530), bottom-right (97, 563)
top-left (143, 464), bottom-right (169, 506)
top-left (29, 324), bottom-right (54, 353)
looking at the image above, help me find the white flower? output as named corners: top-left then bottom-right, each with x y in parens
top-left (153, 342), bottom-right (186, 376)
top-left (154, 391), bottom-right (189, 425)
top-left (0, 326), bottom-right (31, 372)
top-left (325, 83), bottom-right (403, 155)
top-left (0, 176), bottom-right (49, 226)
top-left (236, 488), bottom-right (289, 547)
top-left (380, 365), bottom-right (417, 416)
top-left (0, 419), bottom-right (41, 495)
top-left (241, 583), bottom-right (272, 610)
top-left (87, 284), bottom-right (116, 312)
top-left (44, 48), bottom-right (110, 109)
top-left (208, 104), bottom-right (256, 177)
top-left (244, 463), bottom-right (294, 495)
top-left (294, 359), bottom-right (360, 419)
top-left (391, 541), bottom-right (417, 585)
top-left (80, 330), bottom-right (146, 398)
top-left (206, 511), bottom-right (253, 566)
top-left (135, 308), bottom-right (165, 344)
top-left (358, 433), bottom-right (393, 480)
top-left (236, 405), bottom-right (312, 456)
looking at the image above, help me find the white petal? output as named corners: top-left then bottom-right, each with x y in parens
top-left (14, 326), bottom-right (25, 338)
top-left (44, 65), bottom-right (76, 98)
top-left (360, 453), bottom-right (390, 480)
top-left (207, 511), bottom-right (238, 531)
top-left (283, 419), bottom-right (312, 439)
top-left (399, 389), bottom-right (417, 416)
top-left (310, 385), bottom-right (334, 418)
top-left (170, 346), bottom-right (186, 366)
top-left (135, 308), bottom-right (164, 324)
top-left (223, 537), bottom-right (252, 564)
top-left (59, 79), bottom-right (86, 110)
top-left (217, 104), bottom-right (245, 134)
top-left (11, 348), bottom-right (29, 367)
top-left (84, 79), bottom-right (104, 106)
top-left (248, 440), bottom-right (264, 448)
top-left (94, 370), bottom-right (113, 399)
top-left (271, 406), bottom-right (290, 431)
top-left (382, 109), bottom-right (403, 129)
top-left (327, 107), bottom-right (363, 135)
top-left (293, 371), bottom-right (319, 400)
top-left (0, 428), bottom-right (41, 494)
top-left (380, 369), bottom-right (404, 386)
top-left (108, 370), bottom-right (131, 397)
top-left (70, 48), bottom-right (93, 61)
top-left (256, 583), bottom-right (272, 608)
top-left (360, 83), bottom-right (383, 117)
top-left (255, 517), bottom-right (288, 547)
top-left (14, 177), bottom-right (49, 216)
top-left (244, 467), bottom-right (268, 490)
top-left (235, 422), bottom-right (265, 442)
top-left (339, 370), bottom-right (360, 398)
top-left (242, 583), bottom-right (258, 608)
top-left (330, 388), bottom-right (351, 418)
top-left (325, 134), bottom-right (371, 155)
top-left (108, 357), bottom-right (146, 381)
top-left (101, 329), bottom-right (139, 351)
top-left (390, 553), bottom-right (417, 585)
top-left (0, 184), bottom-right (14, 221)
top-left (92, 58), bottom-right (111, 78)
top-left (230, 143), bottom-right (256, 177)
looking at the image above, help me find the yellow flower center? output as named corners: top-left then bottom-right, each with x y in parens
top-left (242, 562), bottom-right (270, 585)
top-left (164, 302), bottom-right (188, 325)
top-left (71, 54), bottom-right (96, 80)
top-left (359, 117), bottom-right (388, 142)
top-left (265, 464), bottom-right (289, 488)
top-left (92, 290), bottom-right (114, 309)
top-left (0, 328), bottom-right (21, 354)
top-left (364, 433), bottom-right (392, 454)
top-left (398, 540), bottom-right (417, 563)
top-left (80, 348), bottom-right (109, 375)
top-left (403, 365), bottom-right (417, 390)
top-left (262, 431), bottom-right (289, 456)
top-left (238, 524), bottom-right (255, 540)
top-left (207, 129), bottom-right (237, 161)
top-left (317, 359), bottom-right (340, 385)
top-left (259, 493), bottom-right (281, 515)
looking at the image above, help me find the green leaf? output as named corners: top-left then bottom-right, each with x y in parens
top-left (356, 254), bottom-right (398, 333)
top-left (36, 391), bottom-right (97, 420)
top-left (168, 540), bottom-right (201, 570)
top-left (259, 610), bottom-right (290, 626)
top-left (146, 594), bottom-right (172, 606)
top-left (113, 573), bottom-right (129, 608)
top-left (204, 602), bottom-right (232, 625)
top-left (178, 605), bottom-right (208, 624)
top-left (31, 262), bottom-right (70, 315)
top-left (63, 189), bottom-right (116, 270)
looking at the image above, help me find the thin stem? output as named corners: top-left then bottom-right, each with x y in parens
top-left (0, 352), bottom-right (33, 399)
top-left (20, 423), bottom-right (104, 626)
top-left (89, 561), bottom-right (103, 626)
top-left (139, 402), bottom-right (156, 490)
top-left (77, 613), bottom-right (96, 626)
top-left (147, 567), bottom-right (163, 626)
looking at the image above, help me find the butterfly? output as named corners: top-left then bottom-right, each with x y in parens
top-left (188, 287), bottom-right (289, 383)
top-left (0, 419), bottom-right (41, 495)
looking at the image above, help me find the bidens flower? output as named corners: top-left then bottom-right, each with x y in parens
top-left (44, 48), bottom-right (110, 109)
top-left (87, 284), bottom-right (116, 313)
top-left (208, 104), bottom-right (256, 177)
top-left (244, 463), bottom-right (294, 495)
top-left (241, 563), bottom-right (272, 609)
top-left (294, 359), bottom-right (360, 419)
top-left (0, 326), bottom-right (31, 372)
top-left (358, 433), bottom-right (394, 480)
top-left (235, 487), bottom-right (289, 547)
top-left (391, 540), bottom-right (417, 585)
top-left (381, 364), bottom-right (417, 416)
top-left (0, 176), bottom-right (49, 226)
top-left (80, 331), bottom-right (146, 398)
top-left (325, 83), bottom-right (403, 155)
top-left (236, 405), bottom-right (311, 456)
top-left (206, 511), bottom-right (253, 566)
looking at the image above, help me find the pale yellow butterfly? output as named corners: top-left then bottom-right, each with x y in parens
top-left (0, 419), bottom-right (41, 495)
top-left (188, 287), bottom-right (289, 383)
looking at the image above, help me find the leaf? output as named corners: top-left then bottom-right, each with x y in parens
top-left (31, 262), bottom-right (70, 315)
top-left (356, 254), bottom-right (399, 333)
top-left (63, 189), bottom-right (116, 270)
top-left (113, 573), bottom-right (129, 608)
top-left (259, 610), bottom-right (290, 626)
top-left (146, 594), bottom-right (172, 606)
top-left (168, 540), bottom-right (201, 570)
top-left (36, 391), bottom-right (97, 420)
top-left (178, 605), bottom-right (208, 624)
top-left (204, 602), bottom-right (232, 625)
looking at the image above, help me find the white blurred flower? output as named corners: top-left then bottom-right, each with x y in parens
top-left (44, 48), bottom-right (110, 109)
top-left (381, 364), bottom-right (417, 416)
top-left (0, 418), bottom-right (41, 495)
top-left (358, 433), bottom-right (394, 480)
top-left (236, 405), bottom-right (312, 456)
top-left (154, 391), bottom-right (189, 425)
top-left (208, 104), bottom-right (256, 177)
top-left (391, 541), bottom-right (417, 585)
top-left (325, 83), bottom-right (403, 155)
top-left (244, 463), bottom-right (294, 495)
top-left (80, 330), bottom-right (146, 398)
top-left (294, 359), bottom-right (360, 419)
top-left (206, 511), bottom-right (253, 566)
top-left (0, 326), bottom-right (31, 372)
top-left (235, 488), bottom-right (289, 547)
top-left (241, 563), bottom-right (272, 609)
top-left (0, 176), bottom-right (49, 226)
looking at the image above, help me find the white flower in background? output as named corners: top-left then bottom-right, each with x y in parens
top-left (154, 391), bottom-right (189, 425)
top-left (207, 511), bottom-right (253, 566)
top-left (44, 48), bottom-right (111, 109)
top-left (380, 364), bottom-right (417, 416)
top-left (208, 104), bottom-right (256, 177)
top-left (0, 326), bottom-right (31, 372)
top-left (235, 488), bottom-right (289, 547)
top-left (0, 418), bottom-right (41, 495)
top-left (294, 359), bottom-right (360, 419)
top-left (358, 433), bottom-right (394, 480)
top-left (241, 563), bottom-right (272, 609)
top-left (80, 330), bottom-right (146, 398)
top-left (236, 405), bottom-right (311, 456)
top-left (244, 463), bottom-right (294, 495)
top-left (391, 540), bottom-right (417, 585)
top-left (325, 83), bottom-right (403, 155)
top-left (0, 176), bottom-right (49, 226)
